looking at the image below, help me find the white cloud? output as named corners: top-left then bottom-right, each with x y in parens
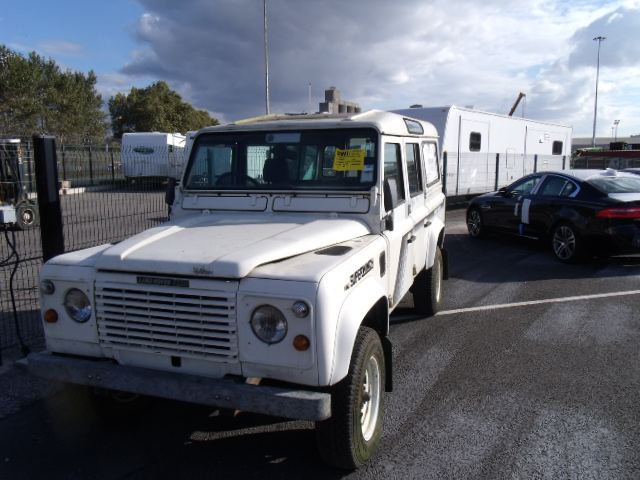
top-left (38, 40), bottom-right (84, 56)
top-left (111, 0), bottom-right (640, 136)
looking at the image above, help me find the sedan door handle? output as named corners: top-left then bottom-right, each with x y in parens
top-left (423, 220), bottom-right (432, 228)
top-left (407, 235), bottom-right (417, 244)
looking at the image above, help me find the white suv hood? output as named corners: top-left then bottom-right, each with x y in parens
top-left (95, 213), bottom-right (371, 278)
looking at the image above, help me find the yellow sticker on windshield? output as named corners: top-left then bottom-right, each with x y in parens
top-left (333, 148), bottom-right (366, 171)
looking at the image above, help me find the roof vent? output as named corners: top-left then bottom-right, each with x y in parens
top-left (602, 168), bottom-right (617, 176)
top-left (409, 104), bottom-right (423, 108)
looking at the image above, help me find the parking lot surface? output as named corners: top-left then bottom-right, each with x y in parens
top-left (1, 208), bottom-right (639, 479)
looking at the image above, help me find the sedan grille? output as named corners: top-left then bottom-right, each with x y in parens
top-left (95, 281), bottom-right (237, 361)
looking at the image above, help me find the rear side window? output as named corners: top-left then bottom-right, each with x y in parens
top-left (469, 132), bottom-right (481, 152)
top-left (423, 142), bottom-right (440, 186)
top-left (384, 143), bottom-right (405, 210)
top-left (539, 176), bottom-right (568, 196)
top-left (552, 141), bottom-right (563, 155)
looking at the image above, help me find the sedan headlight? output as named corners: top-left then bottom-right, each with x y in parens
top-left (250, 305), bottom-right (287, 344)
top-left (63, 288), bottom-right (92, 323)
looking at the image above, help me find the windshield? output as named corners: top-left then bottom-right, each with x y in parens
top-left (183, 128), bottom-right (378, 191)
top-left (587, 176), bottom-right (640, 194)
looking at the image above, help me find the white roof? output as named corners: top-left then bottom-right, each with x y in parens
top-left (197, 110), bottom-right (439, 138)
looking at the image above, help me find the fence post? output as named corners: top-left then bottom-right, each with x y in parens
top-left (442, 151), bottom-right (448, 195)
top-left (88, 145), bottom-right (94, 186)
top-left (33, 135), bottom-right (64, 262)
top-left (61, 144), bottom-right (67, 180)
top-left (109, 144), bottom-right (115, 183)
top-left (495, 153), bottom-right (500, 191)
top-left (533, 154), bottom-right (538, 173)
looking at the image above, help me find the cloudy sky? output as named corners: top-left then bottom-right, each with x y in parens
top-left (3, 0), bottom-right (640, 136)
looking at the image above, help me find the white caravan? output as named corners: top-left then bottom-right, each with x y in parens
top-left (27, 111), bottom-right (447, 469)
top-left (393, 106), bottom-right (573, 196)
top-left (121, 132), bottom-right (186, 180)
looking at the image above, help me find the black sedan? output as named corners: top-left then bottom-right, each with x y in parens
top-left (466, 169), bottom-right (640, 262)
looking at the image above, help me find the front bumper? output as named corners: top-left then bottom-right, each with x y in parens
top-left (20, 352), bottom-right (331, 421)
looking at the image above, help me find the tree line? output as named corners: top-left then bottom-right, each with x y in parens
top-left (0, 45), bottom-right (218, 143)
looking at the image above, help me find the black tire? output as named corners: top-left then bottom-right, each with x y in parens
top-left (466, 208), bottom-right (485, 238)
top-left (88, 387), bottom-right (152, 421)
top-left (15, 202), bottom-right (38, 230)
top-left (412, 247), bottom-right (444, 316)
top-left (315, 327), bottom-right (385, 470)
top-left (551, 223), bottom-right (583, 263)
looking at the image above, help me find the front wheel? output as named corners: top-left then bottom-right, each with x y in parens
top-left (412, 247), bottom-right (444, 316)
top-left (466, 208), bottom-right (485, 238)
top-left (315, 327), bottom-right (385, 470)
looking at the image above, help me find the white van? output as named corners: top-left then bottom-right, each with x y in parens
top-left (121, 132), bottom-right (186, 180)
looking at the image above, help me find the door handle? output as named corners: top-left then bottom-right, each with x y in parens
top-left (407, 235), bottom-right (417, 244)
top-left (423, 220), bottom-right (431, 228)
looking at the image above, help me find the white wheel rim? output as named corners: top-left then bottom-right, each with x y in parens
top-left (553, 226), bottom-right (576, 260)
top-left (360, 355), bottom-right (381, 442)
top-left (434, 255), bottom-right (442, 303)
top-left (468, 210), bottom-right (481, 236)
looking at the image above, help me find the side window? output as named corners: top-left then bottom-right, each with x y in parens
top-left (469, 132), bottom-right (481, 152)
top-left (423, 142), bottom-right (440, 186)
top-left (539, 175), bottom-right (568, 197)
top-left (383, 143), bottom-right (405, 211)
top-left (560, 180), bottom-right (578, 197)
top-left (405, 143), bottom-right (422, 196)
top-left (552, 141), bottom-right (563, 155)
top-left (509, 175), bottom-right (541, 196)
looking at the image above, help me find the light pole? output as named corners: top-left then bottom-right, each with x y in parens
top-left (263, 0), bottom-right (270, 115)
top-left (614, 119), bottom-right (620, 141)
top-left (591, 36), bottom-right (606, 147)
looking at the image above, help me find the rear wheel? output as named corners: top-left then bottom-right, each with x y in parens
top-left (15, 202), bottom-right (38, 230)
top-left (412, 247), bottom-right (443, 316)
top-left (551, 223), bottom-right (582, 263)
top-left (467, 208), bottom-right (485, 238)
top-left (315, 327), bottom-right (385, 470)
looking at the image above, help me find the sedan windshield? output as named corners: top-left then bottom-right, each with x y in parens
top-left (587, 176), bottom-right (640, 194)
top-left (184, 128), bottom-right (378, 191)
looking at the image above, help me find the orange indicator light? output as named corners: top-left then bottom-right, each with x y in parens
top-left (293, 335), bottom-right (310, 351)
top-left (44, 309), bottom-right (58, 323)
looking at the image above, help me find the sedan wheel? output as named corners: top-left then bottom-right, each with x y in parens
top-left (467, 209), bottom-right (484, 238)
top-left (552, 224), bottom-right (579, 262)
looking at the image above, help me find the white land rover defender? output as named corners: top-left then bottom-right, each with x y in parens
top-left (26, 110), bottom-right (447, 469)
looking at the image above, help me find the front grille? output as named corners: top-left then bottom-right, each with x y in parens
top-left (95, 281), bottom-right (237, 360)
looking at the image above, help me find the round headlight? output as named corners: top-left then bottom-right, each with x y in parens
top-left (64, 288), bottom-right (92, 323)
top-left (250, 305), bottom-right (287, 344)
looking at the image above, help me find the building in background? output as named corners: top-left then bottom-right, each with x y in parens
top-left (319, 87), bottom-right (361, 114)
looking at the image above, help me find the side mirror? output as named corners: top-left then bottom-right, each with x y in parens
top-left (498, 186), bottom-right (510, 196)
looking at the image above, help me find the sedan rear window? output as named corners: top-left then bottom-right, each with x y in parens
top-left (588, 176), bottom-right (640, 194)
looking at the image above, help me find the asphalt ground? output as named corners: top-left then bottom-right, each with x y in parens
top-left (1, 208), bottom-right (639, 479)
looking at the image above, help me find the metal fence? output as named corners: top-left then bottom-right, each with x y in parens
top-left (1, 138), bottom-right (637, 363)
top-left (0, 139), bottom-right (171, 364)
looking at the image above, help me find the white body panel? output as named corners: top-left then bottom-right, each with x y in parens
top-left (121, 132), bottom-right (186, 179)
top-left (393, 106), bottom-right (573, 195)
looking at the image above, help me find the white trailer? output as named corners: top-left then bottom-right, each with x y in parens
top-left (121, 132), bottom-right (186, 180)
top-left (392, 106), bottom-right (573, 196)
